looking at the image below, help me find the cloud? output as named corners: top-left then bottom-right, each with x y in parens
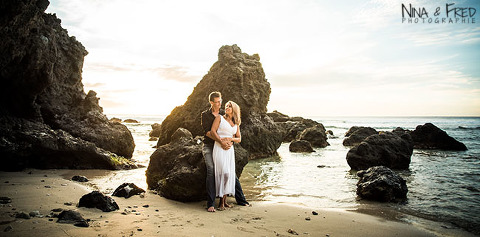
top-left (84, 63), bottom-right (199, 83)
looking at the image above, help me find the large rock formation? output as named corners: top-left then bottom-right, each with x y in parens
top-left (346, 132), bottom-right (413, 170)
top-left (146, 128), bottom-right (248, 201)
top-left (0, 0), bottom-right (135, 170)
top-left (356, 166), bottom-right (408, 202)
top-left (155, 44), bottom-right (282, 159)
top-left (343, 127), bottom-right (378, 146)
top-left (410, 123), bottom-right (467, 151)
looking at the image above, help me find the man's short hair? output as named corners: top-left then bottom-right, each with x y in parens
top-left (209, 91), bottom-right (222, 102)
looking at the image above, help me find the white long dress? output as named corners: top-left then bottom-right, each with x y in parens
top-left (213, 116), bottom-right (237, 197)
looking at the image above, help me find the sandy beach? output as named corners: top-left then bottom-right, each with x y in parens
top-left (0, 169), bottom-right (474, 237)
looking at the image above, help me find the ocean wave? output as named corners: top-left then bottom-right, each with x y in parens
top-left (457, 126), bottom-right (480, 130)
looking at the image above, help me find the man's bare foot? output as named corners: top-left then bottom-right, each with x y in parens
top-left (207, 206), bottom-right (216, 212)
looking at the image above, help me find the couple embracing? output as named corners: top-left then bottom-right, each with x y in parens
top-left (201, 91), bottom-right (250, 212)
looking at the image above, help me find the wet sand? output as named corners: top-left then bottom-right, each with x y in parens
top-left (0, 170), bottom-right (475, 237)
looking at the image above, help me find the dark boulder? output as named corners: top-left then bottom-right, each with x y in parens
top-left (346, 132), bottom-right (413, 170)
top-left (72, 175), bottom-right (89, 182)
top-left (109, 117), bottom-right (122, 123)
top-left (343, 127), bottom-right (378, 146)
top-left (268, 111), bottom-right (320, 143)
top-left (112, 183), bottom-right (145, 198)
top-left (155, 44), bottom-right (281, 159)
top-left (410, 123), bottom-right (467, 151)
top-left (57, 210), bottom-right (88, 227)
top-left (296, 124), bottom-right (329, 148)
top-left (282, 119), bottom-right (320, 143)
top-left (78, 191), bottom-right (119, 212)
top-left (146, 128), bottom-right (249, 201)
top-left (0, 0), bottom-right (135, 170)
top-left (149, 123), bottom-right (162, 137)
top-left (124, 119), bottom-right (140, 123)
top-left (289, 140), bottom-right (314, 153)
top-left (356, 166), bottom-right (408, 202)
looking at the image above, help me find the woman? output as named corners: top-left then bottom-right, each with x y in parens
top-left (210, 101), bottom-right (241, 210)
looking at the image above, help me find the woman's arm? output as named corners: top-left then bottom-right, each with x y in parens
top-left (230, 125), bottom-right (241, 143)
top-left (210, 116), bottom-right (228, 146)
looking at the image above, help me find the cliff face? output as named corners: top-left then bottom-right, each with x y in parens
top-left (156, 44), bottom-right (282, 159)
top-left (0, 0), bottom-right (135, 170)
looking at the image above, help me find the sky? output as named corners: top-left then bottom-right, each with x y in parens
top-left (46, 0), bottom-right (480, 117)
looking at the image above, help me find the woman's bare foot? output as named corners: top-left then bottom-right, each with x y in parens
top-left (207, 206), bottom-right (216, 212)
top-left (224, 202), bottom-right (232, 208)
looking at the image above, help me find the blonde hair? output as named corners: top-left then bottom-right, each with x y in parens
top-left (227, 101), bottom-right (241, 126)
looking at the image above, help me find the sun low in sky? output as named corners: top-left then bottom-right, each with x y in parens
top-left (47, 0), bottom-right (480, 117)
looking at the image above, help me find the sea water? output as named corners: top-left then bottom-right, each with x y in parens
top-left (97, 115), bottom-right (480, 235)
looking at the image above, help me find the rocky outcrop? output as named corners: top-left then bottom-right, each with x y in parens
top-left (124, 119), bottom-right (139, 123)
top-left (343, 127), bottom-right (378, 146)
top-left (149, 123), bottom-right (162, 138)
top-left (356, 166), bottom-right (408, 202)
top-left (267, 111), bottom-right (321, 143)
top-left (78, 191), bottom-right (119, 212)
top-left (346, 132), bottom-right (413, 170)
top-left (289, 140), bottom-right (314, 153)
top-left (410, 123), bottom-right (467, 150)
top-left (146, 127), bottom-right (249, 201)
top-left (112, 183), bottom-right (145, 198)
top-left (155, 45), bottom-right (282, 159)
top-left (296, 124), bottom-right (329, 148)
top-left (0, 0), bottom-right (135, 170)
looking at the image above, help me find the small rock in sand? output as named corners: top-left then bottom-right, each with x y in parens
top-left (287, 228), bottom-right (299, 235)
top-left (29, 211), bottom-right (41, 217)
top-left (4, 225), bottom-right (13, 232)
top-left (15, 212), bottom-right (31, 219)
top-left (312, 211), bottom-right (318, 215)
top-left (72, 176), bottom-right (89, 182)
top-left (305, 217), bottom-right (311, 221)
top-left (0, 197), bottom-right (12, 204)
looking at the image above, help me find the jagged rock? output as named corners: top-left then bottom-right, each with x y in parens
top-left (343, 127), bottom-right (378, 146)
top-left (112, 183), bottom-right (145, 198)
top-left (109, 117), bottom-right (122, 123)
top-left (78, 191), bottom-right (119, 212)
top-left (146, 128), bottom-right (248, 201)
top-left (356, 166), bottom-right (408, 202)
top-left (289, 140), bottom-right (314, 153)
top-left (72, 175), bottom-right (89, 182)
top-left (57, 210), bottom-right (88, 227)
top-left (149, 123), bottom-right (162, 137)
top-left (124, 119), bottom-right (139, 123)
top-left (155, 44), bottom-right (281, 159)
top-left (410, 123), bottom-right (467, 150)
top-left (0, 0), bottom-right (135, 170)
top-left (346, 132), bottom-right (413, 170)
top-left (296, 124), bottom-right (329, 148)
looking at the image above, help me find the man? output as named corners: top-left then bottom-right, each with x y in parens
top-left (201, 91), bottom-right (249, 212)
